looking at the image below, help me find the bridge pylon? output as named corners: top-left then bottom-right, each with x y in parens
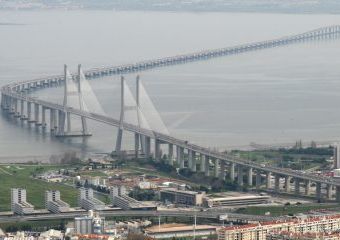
top-left (114, 75), bottom-right (154, 159)
top-left (55, 64), bottom-right (91, 137)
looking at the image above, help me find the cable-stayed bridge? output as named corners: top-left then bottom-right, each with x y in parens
top-left (2, 25), bottom-right (340, 203)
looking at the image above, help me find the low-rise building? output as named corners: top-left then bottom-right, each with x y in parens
top-left (160, 188), bottom-right (205, 206)
top-left (38, 229), bottom-right (63, 240)
top-left (267, 231), bottom-right (340, 240)
top-left (110, 186), bottom-right (156, 210)
top-left (145, 224), bottom-right (217, 239)
top-left (204, 195), bottom-right (270, 208)
top-left (218, 214), bottom-right (340, 240)
top-left (11, 188), bottom-right (34, 215)
top-left (45, 190), bottom-right (70, 213)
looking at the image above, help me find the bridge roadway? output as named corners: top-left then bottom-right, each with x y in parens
top-left (2, 25), bottom-right (340, 200)
top-left (84, 25), bottom-right (340, 77)
top-left (0, 210), bottom-right (279, 223)
top-left (2, 86), bottom-right (340, 187)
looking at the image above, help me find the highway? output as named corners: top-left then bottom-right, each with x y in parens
top-left (0, 210), bottom-right (279, 223)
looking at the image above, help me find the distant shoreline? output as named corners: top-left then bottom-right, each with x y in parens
top-left (1, 7), bottom-right (340, 15)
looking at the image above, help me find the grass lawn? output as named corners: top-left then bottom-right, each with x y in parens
top-left (236, 204), bottom-right (340, 216)
top-left (80, 170), bottom-right (108, 177)
top-left (0, 164), bottom-right (78, 211)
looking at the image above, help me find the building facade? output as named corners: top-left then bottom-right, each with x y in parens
top-left (11, 188), bottom-right (34, 215)
top-left (218, 214), bottom-right (340, 240)
top-left (160, 188), bottom-right (205, 206)
top-left (78, 187), bottom-right (106, 211)
top-left (45, 190), bottom-right (70, 213)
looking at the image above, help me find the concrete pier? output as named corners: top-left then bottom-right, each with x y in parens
top-left (305, 180), bottom-right (311, 196)
top-left (237, 166), bottom-right (243, 186)
top-left (266, 172), bottom-right (272, 189)
top-left (229, 163), bottom-right (235, 182)
top-left (204, 155), bottom-right (210, 177)
top-left (200, 154), bottom-right (205, 173)
top-left (275, 175), bottom-right (280, 193)
top-left (214, 158), bottom-right (219, 178)
top-left (219, 161), bottom-right (226, 180)
top-left (145, 137), bottom-right (151, 159)
top-left (294, 179), bottom-right (300, 195)
top-left (256, 172), bottom-right (261, 190)
top-left (247, 167), bottom-right (253, 186)
top-left (168, 144), bottom-right (173, 165)
top-left (327, 184), bottom-right (332, 199)
top-left (134, 133), bottom-right (140, 159)
top-left (154, 139), bottom-right (161, 161)
top-left (285, 176), bottom-right (291, 192)
top-left (316, 182), bottom-right (322, 200)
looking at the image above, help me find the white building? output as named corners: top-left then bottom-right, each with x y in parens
top-left (45, 190), bottom-right (70, 213)
top-left (78, 188), bottom-right (106, 211)
top-left (11, 188), bottom-right (34, 215)
top-left (110, 186), bottom-right (156, 210)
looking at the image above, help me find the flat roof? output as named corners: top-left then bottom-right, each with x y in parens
top-left (160, 188), bottom-right (204, 195)
top-left (145, 224), bottom-right (217, 234)
top-left (206, 195), bottom-right (270, 202)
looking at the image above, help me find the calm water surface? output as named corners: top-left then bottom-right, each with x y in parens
top-left (1, 10), bottom-right (340, 161)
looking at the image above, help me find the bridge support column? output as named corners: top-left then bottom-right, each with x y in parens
top-left (204, 155), bottom-right (210, 177)
top-left (168, 144), bottom-right (173, 165)
top-left (295, 179), bottom-right (300, 195)
top-left (134, 133), bottom-right (140, 159)
top-left (327, 184), bottom-right (332, 199)
top-left (266, 172), bottom-right (272, 189)
top-left (275, 175), bottom-right (280, 193)
top-left (50, 109), bottom-right (54, 131)
top-left (230, 163), bottom-right (235, 181)
top-left (154, 139), bottom-right (161, 161)
top-left (81, 114), bottom-right (88, 135)
top-left (316, 182), bottom-right (322, 201)
top-left (214, 158), bottom-right (219, 178)
top-left (26, 102), bottom-right (31, 121)
top-left (41, 107), bottom-right (46, 127)
top-left (34, 103), bottom-right (40, 125)
top-left (66, 112), bottom-right (71, 133)
top-left (13, 99), bottom-right (18, 116)
top-left (115, 128), bottom-right (123, 154)
top-left (219, 161), bottom-right (226, 180)
top-left (256, 172), bottom-right (261, 190)
top-left (336, 186), bottom-right (340, 202)
top-left (200, 154), bottom-right (205, 173)
top-left (57, 110), bottom-right (66, 135)
top-left (5, 96), bottom-right (11, 112)
top-left (176, 146), bottom-right (184, 168)
top-left (305, 180), bottom-right (311, 196)
top-left (237, 166), bottom-right (243, 186)
top-left (189, 150), bottom-right (196, 172)
top-left (145, 137), bottom-right (151, 159)
top-left (188, 150), bottom-right (193, 170)
top-left (247, 168), bottom-right (253, 186)
top-left (20, 100), bottom-right (25, 119)
top-left (285, 176), bottom-right (291, 193)
top-left (9, 97), bottom-right (14, 114)
top-left (0, 94), bottom-right (4, 109)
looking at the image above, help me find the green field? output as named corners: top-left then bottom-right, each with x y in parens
top-left (236, 204), bottom-right (340, 216)
top-left (0, 164), bottom-right (78, 211)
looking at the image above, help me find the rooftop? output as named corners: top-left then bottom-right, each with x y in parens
top-left (145, 224), bottom-right (217, 234)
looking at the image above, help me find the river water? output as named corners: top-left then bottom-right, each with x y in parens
top-left (1, 10), bottom-right (340, 161)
